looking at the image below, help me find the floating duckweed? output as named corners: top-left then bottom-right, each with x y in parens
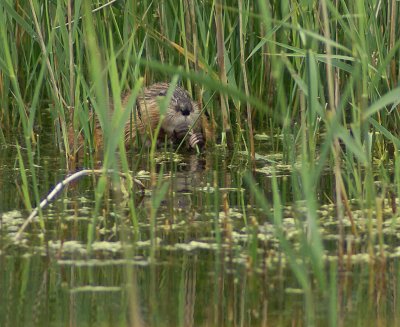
top-left (285, 288), bottom-right (304, 294)
top-left (91, 241), bottom-right (122, 252)
top-left (48, 240), bottom-right (87, 255)
top-left (69, 286), bottom-right (122, 294)
top-left (174, 241), bottom-right (218, 251)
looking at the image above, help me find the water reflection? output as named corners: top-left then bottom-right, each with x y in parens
top-left (1, 143), bottom-right (400, 326)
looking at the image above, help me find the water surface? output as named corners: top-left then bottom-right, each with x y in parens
top-left (1, 134), bottom-right (399, 327)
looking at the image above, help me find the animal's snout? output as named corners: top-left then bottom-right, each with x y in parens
top-left (180, 103), bottom-right (192, 116)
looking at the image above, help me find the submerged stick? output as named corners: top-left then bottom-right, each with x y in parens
top-left (14, 169), bottom-right (145, 242)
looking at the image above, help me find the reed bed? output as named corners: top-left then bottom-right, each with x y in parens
top-left (1, 0), bottom-right (400, 325)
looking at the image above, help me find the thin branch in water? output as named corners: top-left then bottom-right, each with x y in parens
top-left (14, 169), bottom-right (145, 242)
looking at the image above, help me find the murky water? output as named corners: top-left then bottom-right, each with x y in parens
top-left (1, 134), bottom-right (399, 326)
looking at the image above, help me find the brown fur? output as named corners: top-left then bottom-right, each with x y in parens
top-left (69, 82), bottom-right (203, 155)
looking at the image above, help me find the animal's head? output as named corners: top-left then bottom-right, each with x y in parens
top-left (157, 84), bottom-right (202, 141)
top-left (138, 82), bottom-right (203, 148)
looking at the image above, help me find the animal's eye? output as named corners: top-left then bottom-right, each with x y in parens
top-left (158, 90), bottom-right (167, 96)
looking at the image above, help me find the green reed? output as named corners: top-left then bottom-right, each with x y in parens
top-left (1, 0), bottom-right (400, 324)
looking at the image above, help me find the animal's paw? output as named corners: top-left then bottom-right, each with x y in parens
top-left (189, 132), bottom-right (204, 149)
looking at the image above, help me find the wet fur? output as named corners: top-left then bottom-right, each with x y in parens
top-left (70, 83), bottom-right (203, 154)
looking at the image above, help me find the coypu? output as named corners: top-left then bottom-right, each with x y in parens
top-left (69, 82), bottom-right (204, 155)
